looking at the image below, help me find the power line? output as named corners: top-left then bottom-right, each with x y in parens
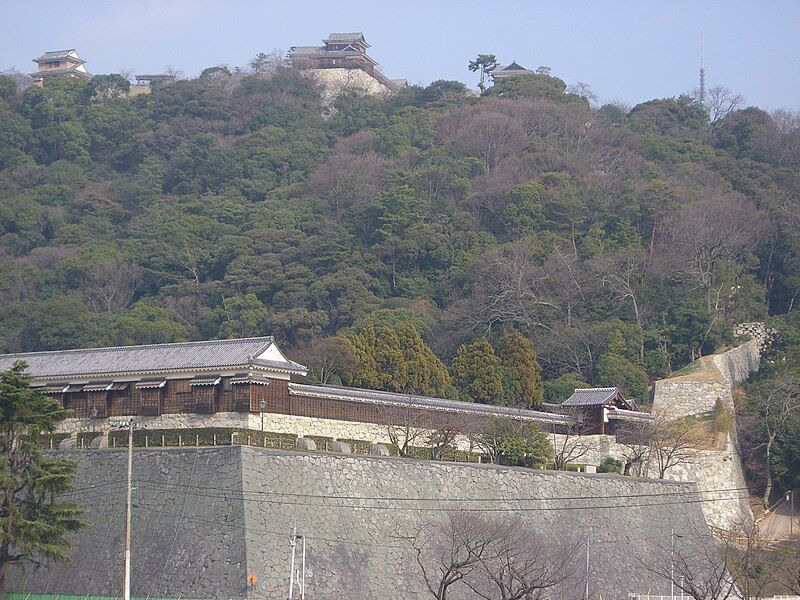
top-left (133, 478), bottom-right (752, 503)
top-left (130, 481), bottom-right (750, 513)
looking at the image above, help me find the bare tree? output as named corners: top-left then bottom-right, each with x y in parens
top-left (0, 68), bottom-right (34, 92)
top-left (427, 413), bottom-right (478, 461)
top-left (645, 522), bottom-right (776, 600)
top-left (549, 409), bottom-right (592, 471)
top-left (448, 110), bottom-right (527, 171)
top-left (291, 336), bottom-right (356, 385)
top-left (648, 413), bottom-right (700, 479)
top-left (615, 418), bottom-right (654, 476)
top-left (566, 81), bottom-right (598, 104)
top-left (591, 248), bottom-right (648, 358)
top-left (661, 193), bottom-right (767, 332)
top-left (412, 512), bottom-right (503, 600)
top-left (386, 396), bottom-right (429, 458)
top-left (468, 523), bottom-right (582, 600)
top-left (475, 242), bottom-right (589, 334)
top-left (80, 259), bottom-right (141, 313)
top-left (706, 86), bottom-right (745, 123)
top-left (413, 512), bottom-right (581, 600)
top-left (745, 372), bottom-right (800, 508)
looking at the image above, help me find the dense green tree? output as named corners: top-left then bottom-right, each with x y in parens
top-left (497, 330), bottom-right (544, 407)
top-left (543, 372), bottom-right (591, 404)
top-left (340, 324), bottom-right (450, 396)
top-left (450, 339), bottom-right (504, 404)
top-left (0, 362), bottom-right (85, 596)
top-left (218, 293), bottom-right (269, 338)
top-left (595, 331), bottom-right (649, 403)
top-left (112, 302), bottom-right (188, 345)
top-left (473, 417), bottom-right (552, 466)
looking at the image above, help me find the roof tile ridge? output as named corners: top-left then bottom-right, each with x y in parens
top-left (0, 336), bottom-right (275, 359)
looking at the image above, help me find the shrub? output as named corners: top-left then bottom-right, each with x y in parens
top-left (597, 457), bottom-right (624, 474)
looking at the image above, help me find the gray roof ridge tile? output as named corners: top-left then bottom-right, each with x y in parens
top-left (0, 336), bottom-right (276, 360)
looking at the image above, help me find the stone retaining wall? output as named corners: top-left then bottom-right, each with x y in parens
top-left (648, 339), bottom-right (761, 530)
top-left (11, 447), bottom-right (718, 600)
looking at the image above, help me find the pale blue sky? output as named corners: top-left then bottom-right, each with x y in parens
top-left (2, 0), bottom-right (798, 110)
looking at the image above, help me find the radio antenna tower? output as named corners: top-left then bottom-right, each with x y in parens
top-left (699, 27), bottom-right (706, 105)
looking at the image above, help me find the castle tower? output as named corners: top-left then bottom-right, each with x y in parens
top-left (31, 49), bottom-right (91, 86)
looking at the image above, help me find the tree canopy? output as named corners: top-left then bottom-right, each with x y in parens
top-left (0, 65), bottom-right (797, 416)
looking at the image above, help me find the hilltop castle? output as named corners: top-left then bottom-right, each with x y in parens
top-left (288, 32), bottom-right (406, 100)
top-left (31, 49), bottom-right (91, 86)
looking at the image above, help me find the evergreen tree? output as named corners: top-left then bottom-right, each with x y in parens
top-left (396, 323), bottom-right (451, 397)
top-left (0, 362), bottom-right (85, 597)
top-left (372, 326), bottom-right (408, 391)
top-left (596, 330), bottom-right (649, 403)
top-left (450, 339), bottom-right (504, 404)
top-left (340, 324), bottom-right (451, 396)
top-left (339, 327), bottom-right (381, 389)
top-left (497, 330), bottom-right (544, 408)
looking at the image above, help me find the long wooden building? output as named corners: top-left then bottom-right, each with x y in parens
top-left (0, 337), bottom-right (572, 435)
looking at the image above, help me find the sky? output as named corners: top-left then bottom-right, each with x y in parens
top-left (1, 0), bottom-right (798, 111)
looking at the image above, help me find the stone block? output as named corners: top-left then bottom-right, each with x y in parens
top-left (370, 443), bottom-right (390, 456)
top-left (296, 437), bottom-right (316, 451)
top-left (58, 436), bottom-right (75, 450)
top-left (90, 434), bottom-right (108, 449)
top-left (331, 440), bottom-right (351, 454)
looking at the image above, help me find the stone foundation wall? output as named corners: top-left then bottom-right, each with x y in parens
top-left (651, 380), bottom-right (730, 419)
top-left (11, 447), bottom-right (718, 600)
top-left (714, 339), bottom-right (761, 385)
top-left (304, 68), bottom-right (392, 102)
top-left (648, 339), bottom-right (762, 530)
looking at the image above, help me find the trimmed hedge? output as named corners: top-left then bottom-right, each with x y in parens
top-left (106, 427), bottom-right (297, 449)
top-left (37, 432), bottom-right (71, 449)
top-left (76, 431), bottom-right (103, 448)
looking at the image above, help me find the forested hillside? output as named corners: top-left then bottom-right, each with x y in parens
top-left (1, 65), bottom-right (799, 407)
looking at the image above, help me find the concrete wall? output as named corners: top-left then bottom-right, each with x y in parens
top-left (11, 447), bottom-right (718, 600)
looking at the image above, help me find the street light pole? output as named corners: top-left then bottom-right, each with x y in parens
top-left (123, 419), bottom-right (133, 600)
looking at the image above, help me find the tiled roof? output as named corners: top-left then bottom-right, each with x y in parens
top-left (0, 337), bottom-right (307, 379)
top-left (324, 32), bottom-right (367, 44)
top-left (31, 66), bottom-right (91, 79)
top-left (34, 49), bottom-right (84, 63)
top-left (562, 387), bottom-right (619, 407)
top-left (290, 383), bottom-right (572, 425)
top-left (289, 45), bottom-right (327, 56)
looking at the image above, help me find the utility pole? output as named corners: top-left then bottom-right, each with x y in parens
top-left (123, 418), bottom-right (133, 600)
top-left (585, 535), bottom-right (590, 600)
top-left (288, 523), bottom-right (306, 599)
top-left (670, 528), bottom-right (675, 600)
top-left (788, 490), bottom-right (795, 536)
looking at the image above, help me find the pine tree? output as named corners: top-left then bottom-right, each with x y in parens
top-left (450, 339), bottom-right (504, 404)
top-left (0, 362), bottom-right (85, 598)
top-left (497, 330), bottom-right (544, 408)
